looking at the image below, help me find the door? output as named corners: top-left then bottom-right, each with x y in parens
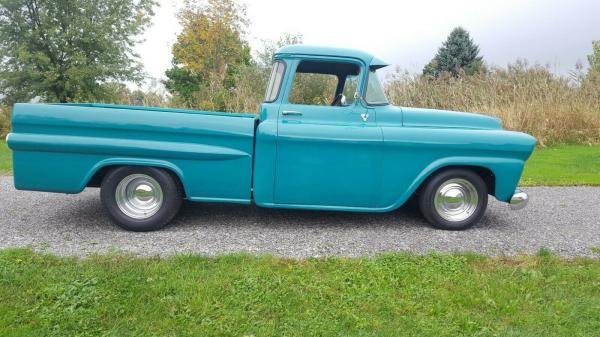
top-left (273, 59), bottom-right (382, 209)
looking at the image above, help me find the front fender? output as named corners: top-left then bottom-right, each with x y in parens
top-left (381, 156), bottom-right (525, 211)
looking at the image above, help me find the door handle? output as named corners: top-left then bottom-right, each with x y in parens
top-left (282, 110), bottom-right (303, 116)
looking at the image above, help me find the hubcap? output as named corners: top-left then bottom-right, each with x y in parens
top-left (434, 178), bottom-right (479, 222)
top-left (115, 174), bottom-right (163, 219)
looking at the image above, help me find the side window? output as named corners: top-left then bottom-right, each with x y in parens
top-left (288, 60), bottom-right (361, 106)
top-left (289, 73), bottom-right (338, 105)
top-left (264, 61), bottom-right (285, 102)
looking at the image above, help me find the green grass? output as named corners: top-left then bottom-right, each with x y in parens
top-left (0, 140), bottom-right (11, 174)
top-left (0, 249), bottom-right (599, 336)
top-left (1, 141), bottom-right (598, 185)
top-left (521, 145), bottom-right (600, 186)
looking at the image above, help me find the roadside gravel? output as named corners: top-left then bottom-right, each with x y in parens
top-left (0, 176), bottom-right (598, 258)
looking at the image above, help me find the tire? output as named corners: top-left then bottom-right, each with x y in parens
top-left (418, 169), bottom-right (488, 230)
top-left (100, 166), bottom-right (183, 232)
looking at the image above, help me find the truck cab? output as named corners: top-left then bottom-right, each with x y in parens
top-left (253, 45), bottom-right (389, 210)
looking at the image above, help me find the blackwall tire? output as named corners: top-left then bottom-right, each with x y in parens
top-left (418, 169), bottom-right (488, 230)
top-left (100, 166), bottom-right (183, 232)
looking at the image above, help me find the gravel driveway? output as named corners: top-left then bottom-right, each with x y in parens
top-left (0, 176), bottom-right (598, 258)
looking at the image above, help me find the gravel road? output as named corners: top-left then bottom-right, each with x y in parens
top-left (0, 176), bottom-right (598, 258)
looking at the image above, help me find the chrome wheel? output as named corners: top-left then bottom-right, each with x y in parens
top-left (433, 178), bottom-right (479, 222)
top-left (115, 174), bottom-right (164, 219)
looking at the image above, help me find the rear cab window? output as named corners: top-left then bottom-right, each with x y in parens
top-left (264, 61), bottom-right (286, 102)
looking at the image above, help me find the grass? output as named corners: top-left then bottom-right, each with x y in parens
top-left (521, 145), bottom-right (600, 186)
top-left (0, 249), bottom-right (598, 336)
top-left (0, 140), bottom-right (11, 174)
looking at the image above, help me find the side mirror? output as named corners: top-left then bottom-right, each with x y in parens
top-left (353, 91), bottom-right (367, 107)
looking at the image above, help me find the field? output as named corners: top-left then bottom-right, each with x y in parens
top-left (0, 249), bottom-right (598, 336)
top-left (521, 145), bottom-right (600, 186)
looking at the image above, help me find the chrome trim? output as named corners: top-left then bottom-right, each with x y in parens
top-left (282, 110), bottom-right (302, 116)
top-left (115, 174), bottom-right (164, 219)
top-left (434, 178), bottom-right (479, 222)
top-left (510, 190), bottom-right (529, 210)
top-left (5, 133), bottom-right (10, 143)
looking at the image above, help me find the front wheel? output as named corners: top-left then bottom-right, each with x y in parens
top-left (418, 169), bottom-right (488, 230)
top-left (100, 166), bottom-right (183, 231)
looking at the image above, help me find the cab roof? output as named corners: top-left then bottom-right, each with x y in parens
top-left (274, 44), bottom-right (389, 69)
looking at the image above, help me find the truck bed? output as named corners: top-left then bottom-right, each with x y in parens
top-left (8, 103), bottom-right (257, 203)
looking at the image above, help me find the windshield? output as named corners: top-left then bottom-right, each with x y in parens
top-left (365, 69), bottom-right (388, 105)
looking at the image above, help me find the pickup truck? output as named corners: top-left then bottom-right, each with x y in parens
top-left (6, 45), bottom-right (536, 231)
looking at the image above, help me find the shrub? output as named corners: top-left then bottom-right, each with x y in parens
top-left (0, 106), bottom-right (10, 139)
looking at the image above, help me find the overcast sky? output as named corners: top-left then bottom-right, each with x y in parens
top-left (136, 0), bottom-right (600, 85)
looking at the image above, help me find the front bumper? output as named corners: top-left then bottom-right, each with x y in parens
top-left (509, 190), bottom-right (529, 210)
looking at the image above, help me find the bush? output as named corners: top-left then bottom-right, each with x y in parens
top-left (386, 62), bottom-right (600, 146)
top-left (0, 106), bottom-right (10, 139)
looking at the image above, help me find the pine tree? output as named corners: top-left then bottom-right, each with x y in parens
top-left (423, 27), bottom-right (484, 77)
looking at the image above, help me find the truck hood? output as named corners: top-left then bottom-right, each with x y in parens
top-left (400, 106), bottom-right (502, 130)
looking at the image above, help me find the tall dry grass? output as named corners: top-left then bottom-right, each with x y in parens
top-left (386, 62), bottom-right (600, 146)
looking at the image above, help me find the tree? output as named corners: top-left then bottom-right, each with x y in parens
top-left (423, 27), bottom-right (484, 77)
top-left (588, 41), bottom-right (600, 74)
top-left (255, 32), bottom-right (303, 68)
top-left (164, 0), bottom-right (251, 109)
top-left (0, 0), bottom-right (156, 104)
top-left (587, 40), bottom-right (600, 83)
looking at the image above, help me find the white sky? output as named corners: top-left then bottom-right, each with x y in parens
top-left (136, 0), bottom-right (600, 86)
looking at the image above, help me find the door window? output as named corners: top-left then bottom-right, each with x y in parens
top-left (288, 60), bottom-right (361, 107)
top-left (289, 73), bottom-right (338, 105)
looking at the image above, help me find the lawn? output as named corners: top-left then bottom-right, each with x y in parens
top-left (0, 249), bottom-right (598, 336)
top-left (0, 140), bottom-right (11, 174)
top-left (1, 141), bottom-right (598, 185)
top-left (521, 145), bottom-right (600, 186)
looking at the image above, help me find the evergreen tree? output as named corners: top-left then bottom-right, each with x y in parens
top-left (585, 40), bottom-right (600, 83)
top-left (423, 27), bottom-right (484, 77)
top-left (587, 40), bottom-right (600, 73)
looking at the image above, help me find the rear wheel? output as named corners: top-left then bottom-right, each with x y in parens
top-left (418, 169), bottom-right (488, 230)
top-left (100, 166), bottom-right (182, 231)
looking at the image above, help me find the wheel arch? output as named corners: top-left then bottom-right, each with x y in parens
top-left (83, 159), bottom-right (188, 198)
top-left (415, 165), bottom-right (496, 197)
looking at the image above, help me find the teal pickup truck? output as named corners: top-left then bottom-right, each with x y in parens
top-left (7, 45), bottom-right (535, 231)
